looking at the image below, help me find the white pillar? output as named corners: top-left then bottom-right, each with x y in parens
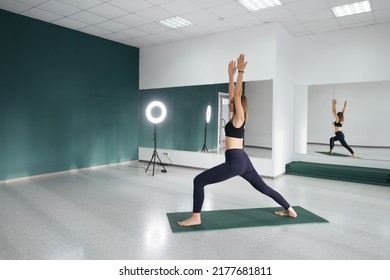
top-left (294, 85), bottom-right (308, 154)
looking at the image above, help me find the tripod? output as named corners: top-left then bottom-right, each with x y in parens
top-left (201, 121), bottom-right (208, 153)
top-left (145, 124), bottom-right (167, 176)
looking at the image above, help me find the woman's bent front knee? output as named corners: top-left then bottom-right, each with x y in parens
top-left (194, 174), bottom-right (205, 188)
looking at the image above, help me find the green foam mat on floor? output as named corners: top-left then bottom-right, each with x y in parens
top-left (286, 161), bottom-right (390, 186)
top-left (316, 151), bottom-right (350, 157)
top-left (167, 206), bottom-right (328, 233)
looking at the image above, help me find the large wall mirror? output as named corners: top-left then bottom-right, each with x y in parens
top-left (295, 80), bottom-right (390, 162)
top-left (139, 80), bottom-right (273, 159)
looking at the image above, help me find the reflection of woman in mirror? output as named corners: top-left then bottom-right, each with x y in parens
top-left (329, 99), bottom-right (356, 157)
top-left (177, 54), bottom-right (297, 227)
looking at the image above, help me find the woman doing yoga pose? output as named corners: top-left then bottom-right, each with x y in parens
top-left (329, 99), bottom-right (356, 157)
top-left (177, 54), bottom-right (297, 227)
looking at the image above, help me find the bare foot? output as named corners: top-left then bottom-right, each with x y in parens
top-left (329, 150), bottom-right (333, 154)
top-left (274, 207), bottom-right (297, 218)
top-left (351, 153), bottom-right (357, 158)
top-left (177, 213), bottom-right (201, 227)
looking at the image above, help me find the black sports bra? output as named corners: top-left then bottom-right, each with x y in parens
top-left (225, 120), bottom-right (245, 139)
top-left (334, 121), bottom-right (343, 127)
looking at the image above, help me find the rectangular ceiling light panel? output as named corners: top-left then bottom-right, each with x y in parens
top-left (160, 16), bottom-right (193, 29)
top-left (239, 0), bottom-right (282, 11)
top-left (332, 0), bottom-right (371, 17)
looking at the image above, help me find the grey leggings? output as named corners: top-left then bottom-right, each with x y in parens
top-left (192, 149), bottom-right (291, 213)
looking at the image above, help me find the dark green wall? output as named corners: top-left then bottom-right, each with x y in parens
top-left (139, 83), bottom-right (228, 152)
top-left (0, 9), bottom-right (139, 181)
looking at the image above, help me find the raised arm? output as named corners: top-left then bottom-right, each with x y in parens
top-left (332, 99), bottom-right (339, 122)
top-left (341, 100), bottom-right (347, 114)
top-left (232, 54), bottom-right (247, 125)
top-left (228, 60), bottom-right (236, 100)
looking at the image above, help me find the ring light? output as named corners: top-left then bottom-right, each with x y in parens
top-left (206, 105), bottom-right (211, 123)
top-left (146, 101), bottom-right (166, 124)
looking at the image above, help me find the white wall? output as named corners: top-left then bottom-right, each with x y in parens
top-left (140, 24), bottom-right (277, 89)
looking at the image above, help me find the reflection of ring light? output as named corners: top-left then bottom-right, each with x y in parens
top-left (206, 105), bottom-right (211, 123)
top-left (201, 105), bottom-right (211, 152)
top-left (146, 101), bottom-right (166, 124)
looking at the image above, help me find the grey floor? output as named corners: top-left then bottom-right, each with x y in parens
top-left (1, 163), bottom-right (389, 260)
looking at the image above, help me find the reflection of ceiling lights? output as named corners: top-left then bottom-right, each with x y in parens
top-left (159, 16), bottom-right (193, 29)
top-left (332, 1), bottom-right (372, 17)
top-left (146, 101), bottom-right (166, 124)
top-left (238, 0), bottom-right (282, 11)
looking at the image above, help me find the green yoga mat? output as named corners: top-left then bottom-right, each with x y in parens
top-left (167, 206), bottom-right (328, 233)
top-left (316, 151), bottom-right (350, 157)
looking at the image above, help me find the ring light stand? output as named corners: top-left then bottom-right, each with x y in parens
top-left (145, 101), bottom-right (167, 176)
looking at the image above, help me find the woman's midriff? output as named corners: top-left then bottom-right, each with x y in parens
top-left (225, 136), bottom-right (244, 150)
top-left (334, 128), bottom-right (342, 132)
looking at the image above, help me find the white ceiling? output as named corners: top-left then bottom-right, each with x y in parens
top-left (1, 0), bottom-right (390, 48)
